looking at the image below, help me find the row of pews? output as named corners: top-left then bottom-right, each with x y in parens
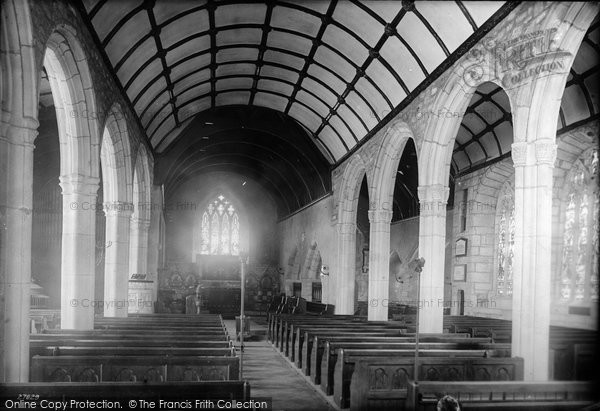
top-left (267, 306), bottom-right (596, 410)
top-left (2, 314), bottom-right (250, 404)
top-left (443, 315), bottom-right (597, 380)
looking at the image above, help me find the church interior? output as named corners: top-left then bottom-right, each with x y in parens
top-left (1, 0), bottom-right (599, 409)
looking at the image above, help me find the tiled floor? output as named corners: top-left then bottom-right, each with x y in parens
top-left (224, 319), bottom-right (336, 411)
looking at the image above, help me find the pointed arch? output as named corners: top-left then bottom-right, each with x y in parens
top-left (334, 153), bottom-right (368, 314)
top-left (100, 103), bottom-right (133, 205)
top-left (129, 144), bottom-right (153, 276)
top-left (371, 121), bottom-right (417, 214)
top-left (44, 26), bottom-right (101, 179)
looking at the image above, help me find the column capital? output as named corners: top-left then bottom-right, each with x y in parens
top-left (511, 142), bottom-right (529, 166)
top-left (512, 140), bottom-right (557, 167)
top-left (103, 201), bottom-right (134, 218)
top-left (535, 140), bottom-right (557, 166)
top-left (368, 209), bottom-right (393, 224)
top-left (59, 174), bottom-right (100, 196)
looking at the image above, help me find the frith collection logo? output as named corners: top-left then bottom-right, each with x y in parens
top-left (464, 28), bottom-right (572, 89)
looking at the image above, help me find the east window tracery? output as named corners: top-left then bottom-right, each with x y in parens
top-left (200, 195), bottom-right (240, 256)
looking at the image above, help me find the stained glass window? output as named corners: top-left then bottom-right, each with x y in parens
top-left (496, 183), bottom-right (515, 296)
top-left (560, 148), bottom-right (599, 303)
top-left (200, 212), bottom-right (210, 254)
top-left (200, 195), bottom-right (240, 256)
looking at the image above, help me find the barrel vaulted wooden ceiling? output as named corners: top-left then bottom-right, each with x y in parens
top-left (79, 0), bottom-right (515, 164)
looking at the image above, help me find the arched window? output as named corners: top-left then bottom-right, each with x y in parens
top-left (200, 195), bottom-right (240, 256)
top-left (560, 148), bottom-right (599, 303)
top-left (496, 182), bottom-right (515, 296)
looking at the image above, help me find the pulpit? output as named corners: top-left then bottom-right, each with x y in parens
top-left (128, 274), bottom-right (154, 314)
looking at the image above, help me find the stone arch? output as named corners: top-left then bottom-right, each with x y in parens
top-left (41, 26), bottom-right (102, 329)
top-left (1, 0), bottom-right (38, 130)
top-left (366, 120), bottom-right (417, 321)
top-left (100, 104), bottom-right (133, 205)
top-left (370, 120), bottom-right (417, 213)
top-left (509, 2), bottom-right (598, 145)
top-left (419, 59), bottom-right (503, 188)
top-left (43, 26), bottom-right (100, 179)
top-left (129, 144), bottom-right (153, 276)
top-left (337, 154), bottom-right (369, 224)
top-left (99, 104), bottom-right (134, 317)
top-left (334, 153), bottom-right (368, 314)
top-left (132, 145), bottom-right (153, 222)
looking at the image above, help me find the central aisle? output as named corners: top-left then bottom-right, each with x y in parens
top-left (224, 319), bottom-right (336, 411)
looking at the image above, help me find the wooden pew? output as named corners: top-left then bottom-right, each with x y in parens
top-left (0, 381), bottom-right (250, 401)
top-left (335, 346), bottom-right (514, 408)
top-left (30, 346), bottom-right (235, 357)
top-left (42, 328), bottom-right (226, 336)
top-left (316, 337), bottom-right (505, 392)
top-left (444, 315), bottom-right (597, 380)
top-left (348, 356), bottom-right (524, 410)
top-left (290, 322), bottom-right (408, 361)
top-left (30, 339), bottom-right (231, 349)
top-left (295, 328), bottom-right (408, 366)
top-left (272, 314), bottom-right (362, 346)
top-left (32, 333), bottom-right (229, 342)
top-left (307, 335), bottom-right (497, 380)
top-left (320, 348), bottom-right (489, 397)
top-left (405, 380), bottom-right (594, 411)
top-left (31, 355), bottom-right (240, 382)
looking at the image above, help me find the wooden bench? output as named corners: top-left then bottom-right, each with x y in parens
top-left (30, 338), bottom-right (231, 349)
top-left (289, 322), bottom-right (408, 361)
top-left (405, 380), bottom-right (594, 410)
top-left (320, 348), bottom-right (490, 397)
top-left (308, 335), bottom-right (498, 381)
top-left (34, 328), bottom-right (228, 337)
top-left (295, 329), bottom-right (408, 367)
top-left (316, 337), bottom-right (505, 392)
top-left (293, 299), bottom-right (335, 316)
top-left (32, 333), bottom-right (229, 342)
top-left (348, 356), bottom-right (524, 410)
top-left (336, 347), bottom-right (516, 408)
top-left (30, 346), bottom-right (235, 357)
top-left (444, 316), bottom-right (597, 379)
top-left (275, 315), bottom-right (371, 347)
top-left (268, 313), bottom-right (362, 342)
top-left (0, 381), bottom-right (250, 401)
top-left (31, 355), bottom-right (240, 382)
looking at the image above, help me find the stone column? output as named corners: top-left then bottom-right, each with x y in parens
top-left (103, 201), bottom-right (133, 317)
top-left (129, 216), bottom-right (150, 275)
top-left (59, 174), bottom-right (99, 329)
top-left (417, 184), bottom-right (449, 333)
top-left (0, 120), bottom-right (37, 382)
top-left (511, 140), bottom-right (556, 380)
top-left (335, 221), bottom-right (356, 314)
top-left (367, 209), bottom-right (393, 321)
top-left (147, 185), bottom-right (163, 304)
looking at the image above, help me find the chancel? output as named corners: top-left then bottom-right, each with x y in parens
top-left (1, 1), bottom-right (598, 410)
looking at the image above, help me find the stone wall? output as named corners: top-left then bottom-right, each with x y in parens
top-left (277, 195), bottom-right (335, 304)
